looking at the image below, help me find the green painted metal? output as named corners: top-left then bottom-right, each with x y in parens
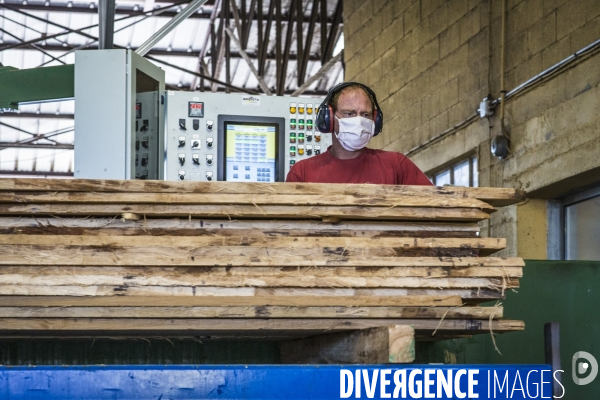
top-left (0, 64), bottom-right (74, 110)
top-left (415, 260), bottom-right (600, 399)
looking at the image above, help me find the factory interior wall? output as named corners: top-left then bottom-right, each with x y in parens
top-left (343, 0), bottom-right (600, 257)
top-left (415, 260), bottom-right (600, 399)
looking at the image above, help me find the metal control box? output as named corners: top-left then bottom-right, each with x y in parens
top-left (164, 91), bottom-right (331, 182)
top-left (74, 50), bottom-right (165, 180)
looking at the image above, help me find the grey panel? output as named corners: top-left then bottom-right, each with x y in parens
top-left (164, 92), bottom-right (330, 182)
top-left (74, 50), bottom-right (128, 179)
top-left (74, 50), bottom-right (164, 180)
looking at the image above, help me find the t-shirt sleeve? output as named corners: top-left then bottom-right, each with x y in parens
top-left (285, 162), bottom-right (304, 182)
top-left (397, 154), bottom-right (434, 186)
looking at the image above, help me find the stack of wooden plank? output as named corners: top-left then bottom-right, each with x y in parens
top-left (0, 179), bottom-right (525, 341)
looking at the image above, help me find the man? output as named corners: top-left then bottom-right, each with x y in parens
top-left (286, 82), bottom-right (432, 185)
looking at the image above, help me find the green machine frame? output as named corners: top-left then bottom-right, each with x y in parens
top-left (0, 64), bottom-right (74, 110)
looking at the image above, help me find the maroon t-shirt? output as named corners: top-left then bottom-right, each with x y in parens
top-left (286, 147), bottom-right (433, 185)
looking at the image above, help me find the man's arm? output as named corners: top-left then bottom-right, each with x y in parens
top-left (285, 163), bottom-right (304, 182)
top-left (398, 155), bottom-right (434, 186)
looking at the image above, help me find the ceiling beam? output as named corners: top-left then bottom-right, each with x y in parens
top-left (0, 142), bottom-right (73, 149)
top-left (0, 112), bottom-right (74, 119)
top-left (145, 54), bottom-right (260, 94)
top-left (321, 0), bottom-right (342, 63)
top-left (0, 26), bottom-right (66, 65)
top-left (277, 0), bottom-right (295, 96)
top-left (98, 0), bottom-right (116, 49)
top-left (0, 0), bottom-right (342, 96)
top-left (224, 0), bottom-right (231, 93)
top-left (0, 40), bottom-right (324, 61)
top-left (190, 0), bottom-right (221, 90)
top-left (275, 0), bottom-right (282, 93)
top-left (298, 0), bottom-right (319, 86)
top-left (136, 0), bottom-right (209, 56)
top-left (241, 0), bottom-right (256, 49)
top-left (257, 0), bottom-right (275, 76)
top-left (0, 1), bottom-right (339, 23)
top-left (0, 170), bottom-right (73, 177)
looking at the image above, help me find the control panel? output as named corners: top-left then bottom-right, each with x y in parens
top-left (165, 94), bottom-right (216, 181)
top-left (286, 101), bottom-right (328, 171)
top-left (164, 92), bottom-right (331, 181)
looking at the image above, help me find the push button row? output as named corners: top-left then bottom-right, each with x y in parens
top-left (289, 118), bottom-right (314, 130)
top-left (178, 154), bottom-right (213, 166)
top-left (289, 145), bottom-right (320, 157)
top-left (178, 171), bottom-right (213, 181)
top-left (178, 119), bottom-right (202, 131)
top-left (179, 137), bottom-right (214, 148)
top-left (289, 103), bottom-right (316, 115)
top-left (289, 132), bottom-right (320, 143)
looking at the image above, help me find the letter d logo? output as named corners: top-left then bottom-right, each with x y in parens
top-left (572, 351), bottom-right (598, 385)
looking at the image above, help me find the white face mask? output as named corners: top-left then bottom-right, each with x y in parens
top-left (334, 116), bottom-right (375, 151)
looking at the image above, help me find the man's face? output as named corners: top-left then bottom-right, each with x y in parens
top-left (333, 88), bottom-right (374, 134)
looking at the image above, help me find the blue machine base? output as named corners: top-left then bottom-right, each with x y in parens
top-left (0, 364), bottom-right (554, 399)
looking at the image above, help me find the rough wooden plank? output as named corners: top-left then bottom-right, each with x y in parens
top-left (0, 295), bottom-right (465, 307)
top-left (0, 245), bottom-right (467, 266)
top-left (0, 247), bottom-right (483, 264)
top-left (0, 306), bottom-right (503, 319)
top-left (0, 235), bottom-right (506, 254)
top-left (0, 245), bottom-right (523, 267)
top-left (280, 325), bottom-right (415, 363)
top-left (0, 318), bottom-right (525, 333)
top-left (253, 287), bottom-right (508, 301)
top-left (0, 287), bottom-right (508, 299)
top-left (0, 286), bottom-right (509, 300)
top-left (0, 192), bottom-right (496, 212)
top-left (0, 265), bottom-right (523, 280)
top-left (0, 275), bottom-right (518, 289)
top-left (0, 179), bottom-right (526, 207)
top-left (0, 334), bottom-right (312, 340)
top-left (0, 217), bottom-right (481, 238)
top-left (0, 204), bottom-right (491, 221)
top-left (0, 288), bottom-right (506, 301)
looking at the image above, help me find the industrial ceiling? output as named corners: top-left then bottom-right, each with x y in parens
top-left (0, 0), bottom-right (344, 176)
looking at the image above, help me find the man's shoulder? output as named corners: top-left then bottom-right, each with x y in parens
top-left (365, 148), bottom-right (407, 162)
top-left (293, 151), bottom-right (332, 167)
top-left (285, 151), bottom-right (333, 182)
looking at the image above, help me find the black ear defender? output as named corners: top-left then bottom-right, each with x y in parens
top-left (315, 82), bottom-right (384, 136)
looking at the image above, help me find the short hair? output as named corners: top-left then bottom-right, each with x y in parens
top-left (327, 84), bottom-right (376, 114)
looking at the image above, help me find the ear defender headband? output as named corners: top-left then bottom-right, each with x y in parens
top-left (316, 82), bottom-right (384, 136)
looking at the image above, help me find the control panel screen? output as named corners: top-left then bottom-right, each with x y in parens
top-left (188, 102), bottom-right (204, 117)
top-left (224, 122), bottom-right (277, 182)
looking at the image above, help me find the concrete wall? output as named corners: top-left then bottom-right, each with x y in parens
top-left (343, 0), bottom-right (600, 257)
